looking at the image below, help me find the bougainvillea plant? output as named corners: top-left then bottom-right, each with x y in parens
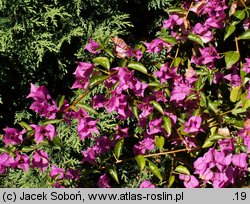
top-left (0, 0), bottom-right (250, 188)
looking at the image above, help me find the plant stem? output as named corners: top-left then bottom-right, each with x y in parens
top-left (115, 148), bottom-right (190, 165)
top-left (177, 127), bottom-right (191, 151)
top-left (185, 2), bottom-right (194, 19)
top-left (63, 70), bottom-right (118, 112)
top-left (170, 43), bottom-right (180, 68)
top-left (239, 0), bottom-right (248, 8)
top-left (219, 109), bottom-right (233, 116)
top-left (235, 37), bottom-right (243, 67)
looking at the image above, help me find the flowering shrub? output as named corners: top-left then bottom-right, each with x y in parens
top-left (0, 0), bottom-right (250, 188)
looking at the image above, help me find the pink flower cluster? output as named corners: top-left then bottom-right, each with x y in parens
top-left (27, 84), bottom-right (58, 119)
top-left (1, 0), bottom-right (249, 188)
top-left (0, 150), bottom-right (49, 174)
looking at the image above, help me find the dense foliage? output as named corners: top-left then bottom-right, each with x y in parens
top-left (0, 0), bottom-right (250, 188)
top-left (0, 0), bottom-right (176, 128)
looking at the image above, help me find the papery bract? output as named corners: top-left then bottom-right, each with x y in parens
top-left (179, 174), bottom-right (199, 188)
top-left (0, 153), bottom-right (10, 174)
top-left (72, 62), bottom-right (94, 90)
top-left (50, 165), bottom-right (65, 180)
top-left (98, 174), bottom-right (111, 188)
top-left (32, 150), bottom-right (49, 173)
top-left (133, 137), bottom-right (155, 155)
top-left (15, 152), bottom-right (30, 172)
top-left (139, 180), bottom-right (155, 188)
top-left (77, 117), bottom-right (99, 140)
top-left (3, 127), bottom-right (25, 147)
top-left (85, 39), bottom-right (101, 54)
top-left (31, 124), bottom-right (57, 144)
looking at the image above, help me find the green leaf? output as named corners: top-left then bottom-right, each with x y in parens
top-left (200, 92), bottom-right (207, 107)
top-left (56, 95), bottom-right (65, 109)
top-left (225, 51), bottom-right (240, 68)
top-left (161, 36), bottom-right (178, 44)
top-left (77, 104), bottom-right (99, 115)
top-left (150, 101), bottom-right (164, 114)
top-left (232, 10), bottom-right (246, 25)
top-left (108, 166), bottom-right (119, 184)
top-left (128, 62), bottom-right (148, 74)
top-left (114, 139), bottom-right (124, 160)
top-left (18, 121), bottom-right (32, 131)
top-left (0, 147), bottom-right (9, 153)
top-left (135, 155), bottom-right (146, 171)
top-left (119, 59), bottom-right (127, 68)
top-left (21, 146), bottom-right (35, 153)
top-left (210, 134), bottom-right (225, 142)
top-left (148, 81), bottom-right (161, 87)
top-left (89, 75), bottom-right (109, 87)
top-left (175, 165), bottom-right (190, 175)
top-left (155, 136), bottom-right (165, 150)
top-left (52, 136), bottom-right (62, 147)
top-left (41, 119), bottom-right (63, 126)
top-left (240, 145), bottom-right (247, 153)
top-left (224, 25), bottom-right (236, 40)
top-left (232, 107), bottom-right (246, 115)
top-left (104, 49), bottom-right (114, 58)
top-left (173, 57), bottom-right (182, 67)
top-left (168, 175), bottom-right (175, 187)
top-left (207, 98), bottom-right (218, 113)
top-left (165, 7), bottom-right (186, 14)
top-left (202, 137), bottom-right (215, 148)
top-left (238, 29), bottom-right (250, 40)
top-left (230, 85), bottom-right (242, 102)
top-left (210, 126), bottom-right (217, 136)
top-left (162, 115), bottom-right (172, 135)
top-left (131, 105), bottom-right (139, 120)
top-left (147, 160), bottom-right (163, 181)
top-left (241, 93), bottom-right (250, 109)
top-left (93, 57), bottom-right (110, 70)
top-left (187, 33), bottom-right (204, 46)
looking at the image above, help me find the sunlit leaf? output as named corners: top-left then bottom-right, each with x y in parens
top-left (168, 175), bottom-right (175, 187)
top-left (147, 160), bottom-right (163, 181)
top-left (56, 95), bottom-right (65, 109)
top-left (108, 166), bottom-right (119, 184)
top-left (0, 147), bottom-right (9, 153)
top-left (128, 61), bottom-right (148, 74)
top-left (161, 36), bottom-right (178, 44)
top-left (162, 115), bottom-right (172, 135)
top-left (175, 165), bottom-right (190, 175)
top-left (89, 75), bottom-right (109, 87)
top-left (21, 146), bottom-right (35, 153)
top-left (155, 136), bottom-right (165, 150)
top-left (93, 57), bottom-right (110, 70)
top-left (131, 105), bottom-right (139, 120)
top-left (187, 33), bottom-right (204, 46)
top-left (224, 25), bottom-right (236, 40)
top-left (230, 85), bottom-right (242, 102)
top-left (135, 155), bottom-right (146, 171)
top-left (225, 51), bottom-right (240, 68)
top-left (41, 119), bottom-right (63, 126)
top-left (150, 101), bottom-right (164, 115)
top-left (241, 92), bottom-right (250, 109)
top-left (77, 104), bottom-right (99, 115)
top-left (232, 10), bottom-right (246, 25)
top-left (238, 29), bottom-right (250, 40)
top-left (18, 121), bottom-right (32, 131)
top-left (114, 139), bottom-right (124, 160)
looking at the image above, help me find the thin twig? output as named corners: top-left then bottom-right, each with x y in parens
top-left (239, 0), bottom-right (248, 8)
top-left (115, 148), bottom-right (190, 165)
top-left (177, 127), bottom-right (191, 151)
top-left (63, 70), bottom-right (118, 112)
